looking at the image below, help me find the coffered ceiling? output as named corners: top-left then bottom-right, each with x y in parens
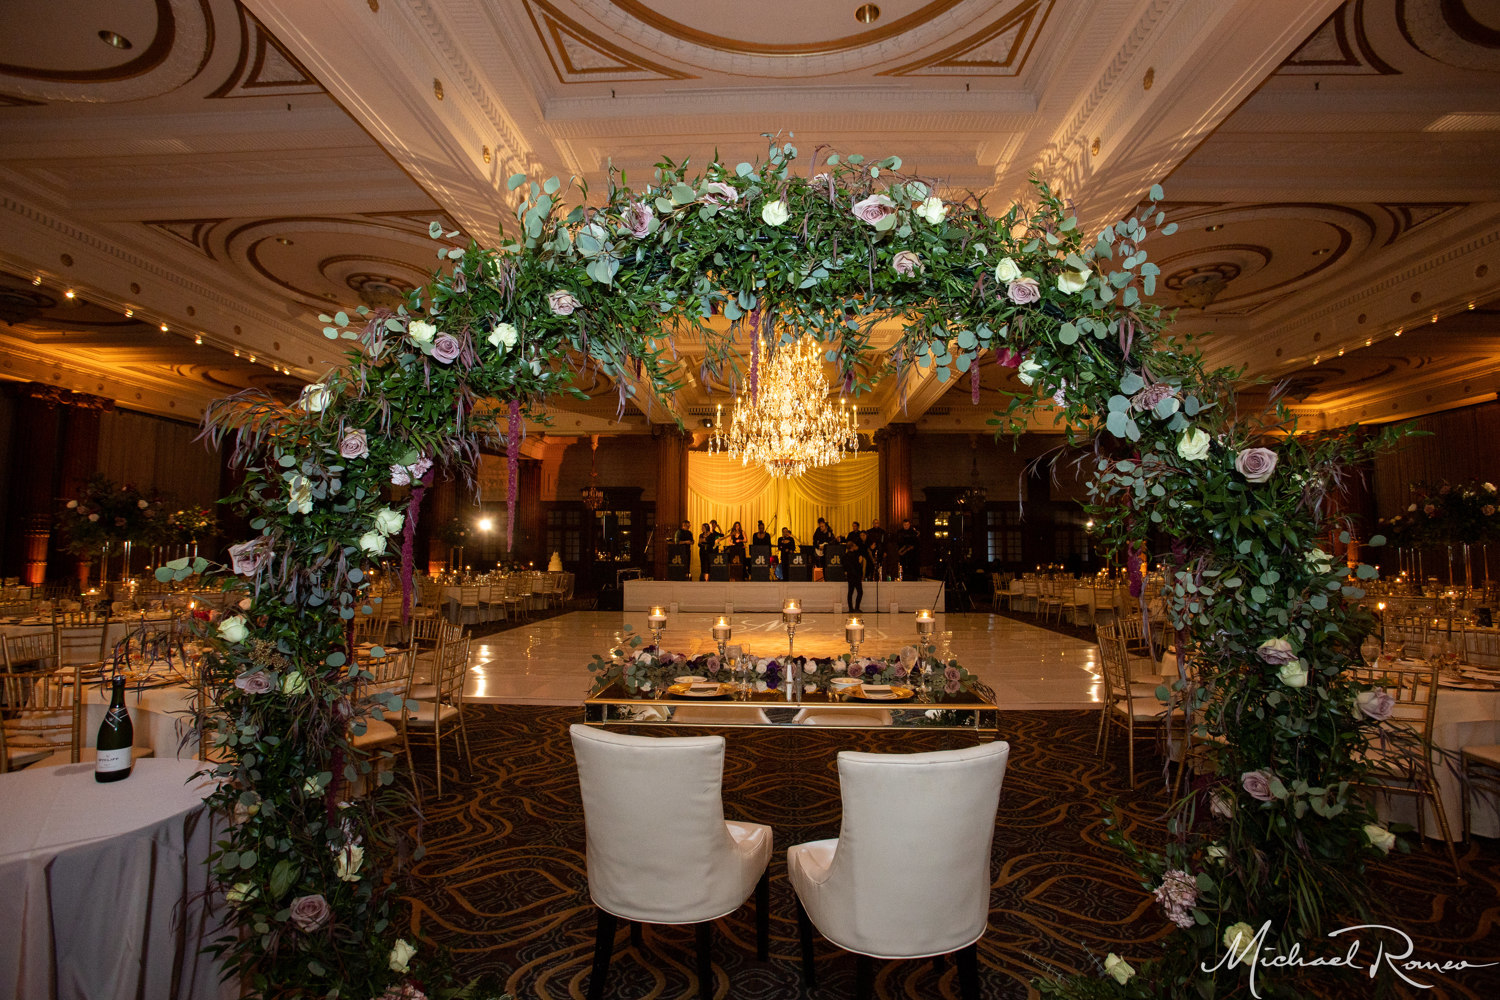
top-left (0, 0), bottom-right (1496, 436)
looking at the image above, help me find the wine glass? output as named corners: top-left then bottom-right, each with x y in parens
top-left (1360, 636), bottom-right (1380, 669)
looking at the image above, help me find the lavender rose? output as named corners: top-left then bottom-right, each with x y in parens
top-left (891, 250), bottom-right (922, 276)
top-left (1152, 869), bottom-right (1198, 929)
top-left (1235, 447), bottom-right (1278, 483)
top-left (228, 536), bottom-right (273, 576)
top-left (621, 201), bottom-right (653, 238)
top-left (1007, 277), bottom-right (1041, 304)
top-left (547, 290), bottom-right (580, 316)
top-left (389, 464), bottom-right (411, 486)
top-left (1240, 769), bottom-right (1275, 802)
top-left (1256, 637), bottom-right (1298, 665)
top-left (1130, 383), bottom-right (1175, 413)
top-left (288, 893), bottom-right (331, 932)
top-left (1355, 689), bottom-right (1395, 721)
top-left (851, 194), bottom-right (895, 225)
top-left (234, 670), bottom-right (274, 695)
top-left (431, 333), bottom-right (461, 365)
top-left (339, 429), bottom-right (369, 460)
top-left (701, 181), bottom-right (739, 206)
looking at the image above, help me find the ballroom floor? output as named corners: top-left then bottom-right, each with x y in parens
top-left (460, 611), bottom-right (1107, 709)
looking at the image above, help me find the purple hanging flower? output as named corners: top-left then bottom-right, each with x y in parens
top-left (507, 400), bottom-right (521, 550)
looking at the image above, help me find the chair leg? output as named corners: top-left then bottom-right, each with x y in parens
top-left (1421, 773), bottom-right (1463, 879)
top-left (695, 921), bottom-right (713, 1000)
top-left (755, 867), bottom-right (769, 961)
top-left (855, 954), bottom-right (875, 1000)
top-left (957, 943), bottom-right (980, 1000)
top-left (588, 909), bottom-right (617, 1000)
top-left (629, 921), bottom-right (643, 950)
top-left (796, 895), bottom-right (816, 990)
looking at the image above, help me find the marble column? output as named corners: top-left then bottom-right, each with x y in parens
top-left (653, 427), bottom-right (689, 578)
top-left (877, 423), bottom-right (914, 529)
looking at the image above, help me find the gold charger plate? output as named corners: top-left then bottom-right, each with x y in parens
top-left (668, 682), bottom-right (730, 698)
top-left (855, 684), bottom-right (914, 702)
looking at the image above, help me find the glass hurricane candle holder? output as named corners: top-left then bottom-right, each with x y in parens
top-left (845, 615), bottom-right (865, 656)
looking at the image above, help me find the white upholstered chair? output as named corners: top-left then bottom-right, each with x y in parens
top-left (569, 724), bottom-right (772, 1000)
top-left (787, 741), bottom-right (1010, 999)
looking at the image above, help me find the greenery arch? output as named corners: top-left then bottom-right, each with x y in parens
top-left (180, 138), bottom-right (1401, 998)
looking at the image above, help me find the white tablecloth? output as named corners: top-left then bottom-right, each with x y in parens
top-left (0, 759), bottom-right (229, 999)
top-left (1380, 684), bottom-right (1500, 840)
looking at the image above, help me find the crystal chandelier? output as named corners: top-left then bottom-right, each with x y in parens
top-left (709, 333), bottom-right (859, 478)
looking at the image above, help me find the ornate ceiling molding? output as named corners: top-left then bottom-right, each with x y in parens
top-left (878, 0), bottom-right (1053, 77)
top-left (208, 6), bottom-right (326, 98)
top-left (143, 218), bottom-right (225, 259)
top-left (524, 0), bottom-right (694, 84)
top-left (1278, 0), bottom-right (1399, 75)
top-left (1377, 202), bottom-right (1467, 246)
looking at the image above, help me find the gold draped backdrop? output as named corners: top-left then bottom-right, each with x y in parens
top-left (685, 452), bottom-right (880, 557)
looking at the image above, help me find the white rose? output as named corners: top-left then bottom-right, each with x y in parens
top-left (407, 319), bottom-right (437, 346)
top-left (761, 199), bottom-right (791, 226)
top-left (281, 671), bottom-right (309, 696)
top-left (336, 843), bottom-right (364, 881)
top-left (1016, 358), bottom-right (1043, 386)
top-left (1104, 953), bottom-right (1135, 985)
top-left (1306, 547), bottom-right (1333, 574)
top-left (1223, 922), bottom-right (1259, 962)
top-left (915, 195), bottom-right (947, 225)
top-left (225, 882), bottom-right (255, 905)
top-left (994, 257), bottom-right (1022, 283)
top-left (303, 777), bottom-right (321, 795)
top-left (298, 382), bottom-right (332, 413)
top-left (1277, 659), bottom-right (1308, 688)
top-left (1057, 268), bottom-right (1091, 294)
top-left (373, 507), bottom-right (404, 536)
top-left (1176, 428), bottom-right (1211, 462)
top-left (217, 615), bottom-right (249, 644)
top-left (1363, 823), bottom-right (1396, 853)
top-left (486, 322), bottom-right (519, 352)
top-left (388, 937), bottom-right (416, 974)
top-left (359, 531), bottom-right (387, 557)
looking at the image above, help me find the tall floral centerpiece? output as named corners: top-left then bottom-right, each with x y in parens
top-left (1380, 479), bottom-right (1498, 589)
top-left (58, 475), bottom-right (167, 585)
top-left (179, 136), bottom-right (1403, 997)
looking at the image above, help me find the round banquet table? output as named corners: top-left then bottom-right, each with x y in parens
top-left (0, 759), bottom-right (230, 999)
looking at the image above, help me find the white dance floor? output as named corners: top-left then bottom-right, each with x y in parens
top-left (462, 611), bottom-right (1105, 710)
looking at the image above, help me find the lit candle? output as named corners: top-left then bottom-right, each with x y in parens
top-left (845, 616), bottom-right (865, 645)
top-left (712, 615), bottom-right (732, 641)
top-left (915, 608), bottom-right (935, 634)
top-left (648, 605), bottom-right (667, 625)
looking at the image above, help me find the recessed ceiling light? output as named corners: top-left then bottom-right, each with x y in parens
top-left (160, 323), bottom-right (169, 332)
top-left (1394, 327), bottom-right (1403, 337)
top-left (124, 309), bottom-right (133, 317)
top-left (194, 335), bottom-right (203, 345)
top-left (854, 3), bottom-right (880, 24)
top-left (31, 276), bottom-right (41, 285)
top-left (98, 30), bottom-right (133, 50)
top-left (64, 289), bottom-right (75, 299)
top-left (1205, 224), bottom-right (1222, 232)
top-left (1311, 248), bottom-right (1331, 256)
top-left (275, 237), bottom-right (294, 246)
top-left (249, 355), bottom-right (257, 363)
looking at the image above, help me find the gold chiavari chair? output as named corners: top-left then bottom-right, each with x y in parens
top-left (403, 637), bottom-right (471, 801)
top-left (1095, 622), bottom-right (1184, 789)
top-left (1, 662), bottom-right (82, 767)
top-left (1348, 659), bottom-right (1460, 875)
top-left (53, 620), bottom-right (112, 667)
top-left (3, 632), bottom-right (56, 672)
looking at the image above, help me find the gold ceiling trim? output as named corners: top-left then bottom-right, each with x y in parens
top-left (209, 6), bottom-right (326, 99)
top-left (0, 0), bottom-right (177, 84)
top-left (609, 0), bottom-right (966, 57)
top-left (878, 0), bottom-right (1052, 77)
top-left (525, 0), bottom-right (696, 83)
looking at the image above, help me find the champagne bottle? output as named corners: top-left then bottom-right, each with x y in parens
top-left (95, 675), bottom-right (133, 783)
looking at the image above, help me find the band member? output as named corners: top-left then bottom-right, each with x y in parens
top-left (841, 537), bottom-right (867, 613)
top-left (751, 521), bottom-right (773, 547)
top-left (673, 520), bottom-right (694, 544)
top-left (697, 523), bottom-right (715, 581)
top-left (812, 517), bottom-right (835, 570)
top-left (897, 518), bottom-right (920, 581)
top-left (865, 518), bottom-right (886, 576)
top-left (729, 520), bottom-right (746, 549)
top-left (776, 527), bottom-right (797, 579)
top-left (845, 521), bottom-right (865, 548)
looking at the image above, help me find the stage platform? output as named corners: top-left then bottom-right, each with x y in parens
top-left (622, 579), bottom-right (945, 613)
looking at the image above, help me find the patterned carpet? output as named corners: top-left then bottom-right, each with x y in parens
top-left (397, 706), bottom-right (1500, 999)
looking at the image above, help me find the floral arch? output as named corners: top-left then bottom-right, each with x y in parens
top-left (181, 138), bottom-right (1398, 998)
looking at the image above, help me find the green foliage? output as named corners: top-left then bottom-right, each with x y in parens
top-left (186, 136), bottom-right (1403, 996)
